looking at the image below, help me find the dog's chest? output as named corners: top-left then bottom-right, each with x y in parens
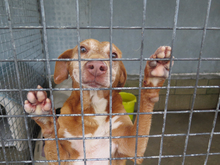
top-left (63, 91), bottom-right (122, 165)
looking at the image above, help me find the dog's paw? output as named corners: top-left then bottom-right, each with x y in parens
top-left (24, 85), bottom-right (52, 115)
top-left (147, 46), bottom-right (173, 78)
top-left (144, 46), bottom-right (174, 87)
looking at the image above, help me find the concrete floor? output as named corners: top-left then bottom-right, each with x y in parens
top-left (127, 112), bottom-right (220, 165)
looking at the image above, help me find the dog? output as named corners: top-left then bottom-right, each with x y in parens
top-left (24, 39), bottom-right (173, 165)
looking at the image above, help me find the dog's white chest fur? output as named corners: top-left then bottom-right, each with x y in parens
top-left (64, 91), bottom-right (122, 165)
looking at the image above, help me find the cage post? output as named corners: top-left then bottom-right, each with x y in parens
top-left (109, 0), bottom-right (114, 164)
top-left (0, 0), bottom-right (219, 164)
top-left (75, 0), bottom-right (87, 164)
top-left (39, 0), bottom-right (61, 164)
top-left (157, 0), bottom-right (179, 164)
top-left (3, 0), bottom-right (35, 164)
top-left (0, 134), bottom-right (8, 165)
top-left (182, 0), bottom-right (212, 164)
top-left (204, 94), bottom-right (220, 164)
top-left (133, 0), bottom-right (147, 164)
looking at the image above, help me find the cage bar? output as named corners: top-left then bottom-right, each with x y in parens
top-left (39, 0), bottom-right (62, 164)
top-left (3, 0), bottom-right (34, 164)
top-left (157, 0), bottom-right (179, 164)
top-left (75, 0), bottom-right (87, 164)
top-left (134, 0), bottom-right (147, 164)
top-left (109, 0), bottom-right (113, 164)
top-left (0, 0), bottom-right (219, 164)
top-left (182, 0), bottom-right (212, 164)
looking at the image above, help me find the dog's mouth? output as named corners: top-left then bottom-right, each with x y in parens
top-left (72, 68), bottom-right (112, 88)
top-left (82, 73), bottom-right (111, 88)
top-left (82, 80), bottom-right (106, 88)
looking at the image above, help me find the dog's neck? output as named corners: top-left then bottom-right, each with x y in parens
top-left (67, 83), bottom-right (121, 115)
top-left (90, 90), bottom-right (108, 114)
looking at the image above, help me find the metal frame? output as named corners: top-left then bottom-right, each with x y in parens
top-left (0, 0), bottom-right (220, 164)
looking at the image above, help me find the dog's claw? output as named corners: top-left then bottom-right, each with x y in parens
top-left (37, 91), bottom-right (46, 102)
top-left (27, 92), bottom-right (37, 104)
top-left (44, 98), bottom-right (52, 111)
top-left (24, 100), bottom-right (34, 113)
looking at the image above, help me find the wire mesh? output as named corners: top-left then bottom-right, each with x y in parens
top-left (0, 0), bottom-right (45, 164)
top-left (0, 0), bottom-right (219, 165)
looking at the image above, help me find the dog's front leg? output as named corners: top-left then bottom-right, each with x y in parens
top-left (118, 46), bottom-right (173, 164)
top-left (24, 85), bottom-right (69, 165)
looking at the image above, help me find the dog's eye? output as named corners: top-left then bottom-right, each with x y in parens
top-left (111, 52), bottom-right (118, 58)
top-left (80, 46), bottom-right (87, 53)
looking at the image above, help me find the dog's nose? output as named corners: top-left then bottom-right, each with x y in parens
top-left (85, 61), bottom-right (108, 76)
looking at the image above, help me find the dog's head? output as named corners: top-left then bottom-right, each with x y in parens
top-left (54, 39), bottom-right (127, 89)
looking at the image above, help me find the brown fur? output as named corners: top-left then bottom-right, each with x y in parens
top-left (26, 39), bottom-right (171, 165)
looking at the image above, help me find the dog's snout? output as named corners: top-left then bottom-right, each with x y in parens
top-left (85, 61), bottom-right (108, 76)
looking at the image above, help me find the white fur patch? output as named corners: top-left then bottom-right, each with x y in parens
top-left (148, 77), bottom-right (160, 86)
top-left (90, 91), bottom-right (108, 114)
top-left (63, 116), bottom-right (122, 165)
top-left (111, 116), bottom-right (122, 130)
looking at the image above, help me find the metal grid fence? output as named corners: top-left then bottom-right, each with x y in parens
top-left (0, 0), bottom-right (220, 165)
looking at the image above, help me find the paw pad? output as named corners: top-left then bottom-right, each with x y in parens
top-left (24, 85), bottom-right (51, 115)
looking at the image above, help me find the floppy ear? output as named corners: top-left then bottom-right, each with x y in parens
top-left (54, 49), bottom-right (73, 84)
top-left (117, 61), bottom-right (127, 88)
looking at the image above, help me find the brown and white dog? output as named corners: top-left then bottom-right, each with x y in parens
top-left (24, 39), bottom-right (173, 165)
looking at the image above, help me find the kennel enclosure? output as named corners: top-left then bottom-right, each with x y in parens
top-left (0, 0), bottom-right (220, 164)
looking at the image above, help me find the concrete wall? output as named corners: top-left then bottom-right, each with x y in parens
top-left (0, 0), bottom-right (219, 75)
top-left (43, 0), bottom-right (220, 75)
top-left (124, 76), bottom-right (220, 111)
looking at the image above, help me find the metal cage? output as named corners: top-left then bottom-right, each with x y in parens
top-left (0, 0), bottom-right (220, 165)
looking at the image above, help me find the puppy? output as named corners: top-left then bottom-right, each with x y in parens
top-left (24, 39), bottom-right (173, 165)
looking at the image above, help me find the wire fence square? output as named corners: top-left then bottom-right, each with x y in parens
top-left (0, 0), bottom-right (219, 165)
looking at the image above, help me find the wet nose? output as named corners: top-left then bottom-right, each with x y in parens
top-left (85, 61), bottom-right (108, 77)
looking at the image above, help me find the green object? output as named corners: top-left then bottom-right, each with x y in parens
top-left (119, 92), bottom-right (137, 120)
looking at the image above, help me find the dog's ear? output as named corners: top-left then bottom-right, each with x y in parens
top-left (117, 61), bottom-right (127, 88)
top-left (54, 49), bottom-right (73, 84)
